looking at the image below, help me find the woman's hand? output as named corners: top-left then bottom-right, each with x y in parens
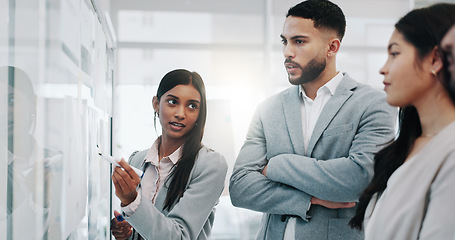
top-left (111, 210), bottom-right (133, 240)
top-left (111, 158), bottom-right (141, 206)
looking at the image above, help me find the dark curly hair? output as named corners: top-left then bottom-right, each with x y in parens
top-left (287, 0), bottom-right (346, 41)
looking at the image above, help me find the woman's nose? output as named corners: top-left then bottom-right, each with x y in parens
top-left (174, 106), bottom-right (185, 119)
top-left (379, 64), bottom-right (387, 75)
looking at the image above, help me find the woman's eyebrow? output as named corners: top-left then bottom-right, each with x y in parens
top-left (167, 94), bottom-right (200, 103)
top-left (388, 42), bottom-right (398, 51)
top-left (166, 94), bottom-right (179, 99)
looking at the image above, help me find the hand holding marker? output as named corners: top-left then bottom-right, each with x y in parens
top-left (99, 152), bottom-right (144, 178)
top-left (111, 210), bottom-right (126, 228)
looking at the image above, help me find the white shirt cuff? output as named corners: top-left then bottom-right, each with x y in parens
top-left (121, 191), bottom-right (142, 217)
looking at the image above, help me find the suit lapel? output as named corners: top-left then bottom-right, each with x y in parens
top-left (283, 86), bottom-right (306, 156)
top-left (306, 75), bottom-right (357, 156)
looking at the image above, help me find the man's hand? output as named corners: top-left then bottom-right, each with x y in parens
top-left (112, 158), bottom-right (141, 206)
top-left (311, 196), bottom-right (356, 209)
top-left (261, 164), bottom-right (268, 176)
top-left (111, 210), bottom-right (133, 240)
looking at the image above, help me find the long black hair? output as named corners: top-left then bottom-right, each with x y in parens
top-left (349, 3), bottom-right (455, 230)
top-left (154, 69), bottom-right (207, 211)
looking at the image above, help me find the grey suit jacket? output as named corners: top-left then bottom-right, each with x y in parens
top-left (124, 145), bottom-right (228, 240)
top-left (229, 73), bottom-right (397, 240)
top-left (364, 121), bottom-right (455, 240)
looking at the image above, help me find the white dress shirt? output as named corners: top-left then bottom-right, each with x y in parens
top-left (122, 138), bottom-right (181, 216)
top-left (283, 72), bottom-right (343, 239)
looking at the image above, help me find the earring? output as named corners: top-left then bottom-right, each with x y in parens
top-left (432, 70), bottom-right (437, 77)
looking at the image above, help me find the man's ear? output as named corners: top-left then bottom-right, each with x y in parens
top-left (327, 38), bottom-right (341, 57)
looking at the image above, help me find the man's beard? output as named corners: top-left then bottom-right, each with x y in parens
top-left (443, 53), bottom-right (455, 103)
top-left (287, 55), bottom-right (326, 85)
top-left (448, 77), bottom-right (455, 104)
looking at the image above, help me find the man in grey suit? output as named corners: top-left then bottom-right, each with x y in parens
top-left (229, 0), bottom-right (396, 239)
top-left (442, 24), bottom-right (455, 94)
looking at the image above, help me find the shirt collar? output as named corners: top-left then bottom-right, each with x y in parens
top-left (166, 146), bottom-right (181, 164)
top-left (144, 137), bottom-right (182, 165)
top-left (299, 71), bottom-right (344, 99)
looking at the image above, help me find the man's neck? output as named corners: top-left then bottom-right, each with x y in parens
top-left (301, 68), bottom-right (338, 100)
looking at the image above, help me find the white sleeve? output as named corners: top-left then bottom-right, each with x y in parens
top-left (121, 188), bottom-right (142, 217)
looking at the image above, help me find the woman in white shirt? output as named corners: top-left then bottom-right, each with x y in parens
top-left (349, 3), bottom-right (455, 240)
top-left (110, 69), bottom-right (228, 240)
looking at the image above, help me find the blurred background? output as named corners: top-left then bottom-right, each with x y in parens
top-left (1, 0), bottom-right (454, 239)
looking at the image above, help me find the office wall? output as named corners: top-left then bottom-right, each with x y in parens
top-left (0, 0), bottom-right (115, 239)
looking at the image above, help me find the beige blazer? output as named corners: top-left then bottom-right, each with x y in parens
top-left (364, 121), bottom-right (455, 240)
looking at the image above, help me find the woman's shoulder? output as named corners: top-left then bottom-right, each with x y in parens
top-left (195, 146), bottom-right (228, 170)
top-left (188, 146), bottom-right (228, 186)
top-left (128, 149), bottom-right (148, 167)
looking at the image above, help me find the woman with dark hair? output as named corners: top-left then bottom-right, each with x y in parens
top-left (349, 3), bottom-right (455, 239)
top-left (110, 69), bottom-right (228, 240)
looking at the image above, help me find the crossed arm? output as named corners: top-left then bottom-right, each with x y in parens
top-left (261, 165), bottom-right (356, 209)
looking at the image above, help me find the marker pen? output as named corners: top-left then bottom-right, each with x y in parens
top-left (111, 213), bottom-right (125, 227)
top-left (99, 153), bottom-right (144, 178)
top-left (116, 214), bottom-right (124, 222)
